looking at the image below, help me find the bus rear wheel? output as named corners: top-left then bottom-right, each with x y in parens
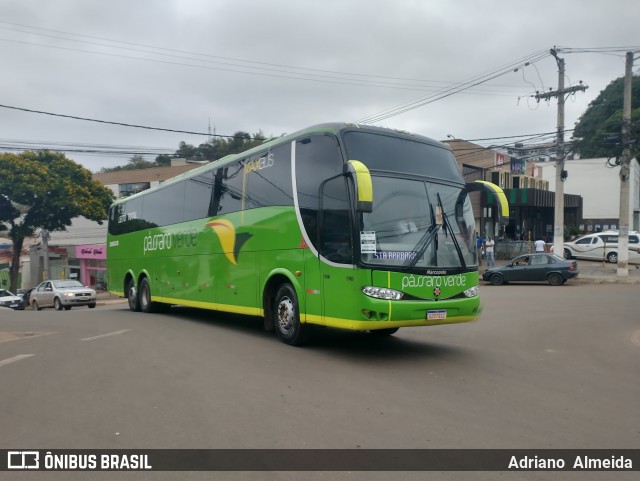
top-left (126, 278), bottom-right (141, 312)
top-left (139, 277), bottom-right (168, 314)
top-left (139, 278), bottom-right (154, 313)
top-left (273, 283), bottom-right (307, 346)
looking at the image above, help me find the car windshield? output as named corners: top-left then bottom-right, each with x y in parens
top-left (0, 289), bottom-right (16, 297)
top-left (359, 176), bottom-right (477, 270)
top-left (52, 280), bottom-right (84, 288)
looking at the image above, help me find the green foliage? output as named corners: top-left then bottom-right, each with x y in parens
top-left (0, 151), bottom-right (115, 291)
top-left (572, 75), bottom-right (640, 158)
top-left (100, 131), bottom-right (268, 172)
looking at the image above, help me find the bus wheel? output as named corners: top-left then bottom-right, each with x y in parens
top-left (126, 278), bottom-right (141, 312)
top-left (274, 284), bottom-right (307, 346)
top-left (139, 278), bottom-right (154, 313)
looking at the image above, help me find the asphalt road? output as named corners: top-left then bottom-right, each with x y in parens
top-left (1, 284), bottom-right (638, 481)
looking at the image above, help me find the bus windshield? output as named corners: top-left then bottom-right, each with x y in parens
top-left (343, 130), bottom-right (477, 271)
top-left (360, 176), bottom-right (477, 270)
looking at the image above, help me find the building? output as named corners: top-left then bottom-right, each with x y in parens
top-left (540, 158), bottom-right (640, 233)
top-left (446, 139), bottom-right (582, 242)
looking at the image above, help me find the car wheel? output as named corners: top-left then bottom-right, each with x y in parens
top-left (547, 273), bottom-right (563, 286)
top-left (54, 297), bottom-right (63, 311)
top-left (563, 249), bottom-right (572, 259)
top-left (32, 300), bottom-right (41, 311)
top-left (490, 273), bottom-right (504, 286)
top-left (126, 278), bottom-right (140, 312)
top-left (369, 328), bottom-right (399, 336)
top-left (607, 252), bottom-right (618, 263)
top-left (88, 303), bottom-right (96, 309)
top-left (64, 306), bottom-right (72, 311)
top-left (273, 283), bottom-right (307, 346)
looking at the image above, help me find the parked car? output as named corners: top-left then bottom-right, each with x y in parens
top-left (30, 280), bottom-right (97, 310)
top-left (563, 231), bottom-right (640, 264)
top-left (482, 252), bottom-right (579, 286)
top-left (16, 288), bottom-right (34, 306)
top-left (0, 289), bottom-right (25, 310)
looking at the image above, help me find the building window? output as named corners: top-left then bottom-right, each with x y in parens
top-left (119, 182), bottom-right (151, 197)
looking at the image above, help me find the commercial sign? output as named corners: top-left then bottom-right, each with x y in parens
top-left (75, 245), bottom-right (106, 260)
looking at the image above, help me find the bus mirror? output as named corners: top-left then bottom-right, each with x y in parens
top-left (345, 160), bottom-right (373, 213)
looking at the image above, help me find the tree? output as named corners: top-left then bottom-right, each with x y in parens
top-left (0, 151), bottom-right (114, 292)
top-left (572, 75), bottom-right (640, 159)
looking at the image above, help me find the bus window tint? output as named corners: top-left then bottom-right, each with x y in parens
top-left (218, 164), bottom-right (245, 215)
top-left (243, 145), bottom-right (293, 208)
top-left (344, 131), bottom-right (459, 180)
top-left (143, 181), bottom-right (185, 227)
top-left (320, 176), bottom-right (353, 264)
top-left (184, 172), bottom-right (216, 222)
top-left (295, 134), bottom-right (344, 248)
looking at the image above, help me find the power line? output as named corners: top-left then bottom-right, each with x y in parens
top-left (356, 50), bottom-right (551, 124)
top-left (0, 20), bottom-right (528, 95)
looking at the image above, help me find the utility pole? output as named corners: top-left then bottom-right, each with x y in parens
top-left (535, 49), bottom-right (588, 256)
top-left (617, 51), bottom-right (635, 277)
top-left (41, 229), bottom-right (50, 281)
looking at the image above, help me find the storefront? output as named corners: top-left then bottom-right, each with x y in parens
top-left (74, 244), bottom-right (107, 289)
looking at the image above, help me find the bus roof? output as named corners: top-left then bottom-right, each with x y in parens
top-left (110, 122), bottom-right (450, 207)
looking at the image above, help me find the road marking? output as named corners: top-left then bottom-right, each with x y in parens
top-left (0, 354), bottom-right (35, 368)
top-left (81, 329), bottom-right (132, 342)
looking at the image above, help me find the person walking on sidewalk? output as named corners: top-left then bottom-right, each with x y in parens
top-left (485, 237), bottom-right (495, 267)
top-left (534, 238), bottom-right (546, 253)
top-left (477, 233), bottom-right (484, 266)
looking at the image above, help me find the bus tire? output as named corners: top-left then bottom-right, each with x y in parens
top-left (126, 278), bottom-right (141, 312)
top-left (139, 277), bottom-right (153, 313)
top-left (273, 283), bottom-right (307, 346)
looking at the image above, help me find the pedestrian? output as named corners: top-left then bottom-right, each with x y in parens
top-left (534, 238), bottom-right (546, 253)
top-left (477, 233), bottom-right (484, 264)
top-left (485, 236), bottom-right (495, 267)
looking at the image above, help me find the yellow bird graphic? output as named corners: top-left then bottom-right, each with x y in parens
top-left (206, 219), bottom-right (252, 265)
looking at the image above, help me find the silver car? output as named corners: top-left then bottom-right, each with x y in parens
top-left (31, 280), bottom-right (97, 311)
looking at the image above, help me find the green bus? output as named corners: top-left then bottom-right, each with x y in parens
top-left (106, 123), bottom-right (481, 345)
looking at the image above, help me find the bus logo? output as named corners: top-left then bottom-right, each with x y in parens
top-left (206, 219), bottom-right (252, 265)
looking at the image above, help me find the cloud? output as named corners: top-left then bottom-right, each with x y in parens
top-left (1, 0), bottom-right (638, 171)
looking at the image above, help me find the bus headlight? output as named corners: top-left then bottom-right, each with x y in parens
top-left (463, 286), bottom-right (479, 297)
top-left (362, 286), bottom-right (404, 300)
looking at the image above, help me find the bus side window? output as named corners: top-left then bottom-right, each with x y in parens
top-left (217, 164), bottom-right (246, 215)
top-left (320, 176), bottom-right (353, 264)
top-left (295, 134), bottom-right (344, 249)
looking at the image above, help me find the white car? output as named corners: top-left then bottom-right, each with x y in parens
top-left (31, 280), bottom-right (97, 311)
top-left (0, 289), bottom-right (25, 310)
top-left (563, 231), bottom-right (640, 264)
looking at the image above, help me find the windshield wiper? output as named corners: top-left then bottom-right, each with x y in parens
top-left (437, 192), bottom-right (466, 269)
top-left (405, 200), bottom-right (440, 268)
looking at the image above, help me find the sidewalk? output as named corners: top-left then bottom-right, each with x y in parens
top-left (573, 262), bottom-right (640, 284)
top-left (96, 291), bottom-right (127, 305)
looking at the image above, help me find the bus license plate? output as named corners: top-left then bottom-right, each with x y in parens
top-left (427, 309), bottom-right (447, 320)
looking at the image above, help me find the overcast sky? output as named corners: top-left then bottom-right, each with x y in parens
top-left (1, 0), bottom-right (639, 172)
